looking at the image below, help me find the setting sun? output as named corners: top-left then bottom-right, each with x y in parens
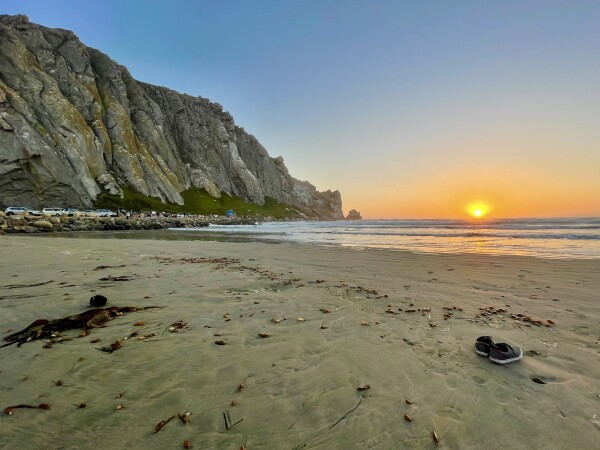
top-left (466, 202), bottom-right (490, 219)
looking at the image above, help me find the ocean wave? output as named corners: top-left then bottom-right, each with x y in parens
top-left (299, 230), bottom-right (600, 240)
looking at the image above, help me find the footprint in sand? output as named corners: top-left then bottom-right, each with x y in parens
top-left (472, 375), bottom-right (487, 386)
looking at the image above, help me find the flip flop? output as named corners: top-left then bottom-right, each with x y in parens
top-left (489, 342), bottom-right (523, 364)
top-left (475, 336), bottom-right (494, 356)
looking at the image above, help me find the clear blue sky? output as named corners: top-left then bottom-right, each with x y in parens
top-left (3, 1), bottom-right (600, 218)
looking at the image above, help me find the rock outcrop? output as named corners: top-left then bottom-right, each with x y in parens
top-left (0, 15), bottom-right (343, 220)
top-left (346, 209), bottom-right (362, 220)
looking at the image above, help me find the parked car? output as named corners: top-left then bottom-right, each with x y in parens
top-left (4, 206), bottom-right (40, 216)
top-left (96, 209), bottom-right (117, 217)
top-left (42, 207), bottom-right (66, 216)
top-left (82, 210), bottom-right (99, 217)
top-left (65, 208), bottom-right (84, 217)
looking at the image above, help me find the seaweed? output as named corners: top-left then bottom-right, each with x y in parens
top-left (1, 306), bottom-right (164, 348)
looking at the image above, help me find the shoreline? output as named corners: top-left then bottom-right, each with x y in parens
top-left (1, 236), bottom-right (599, 449)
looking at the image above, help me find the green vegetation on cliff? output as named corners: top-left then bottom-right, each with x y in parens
top-left (95, 187), bottom-right (303, 219)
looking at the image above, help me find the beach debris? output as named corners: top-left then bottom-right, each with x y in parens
top-left (178, 412), bottom-right (191, 424)
top-left (4, 280), bottom-right (54, 289)
top-left (90, 294), bottom-right (108, 307)
top-left (93, 264), bottom-right (127, 271)
top-left (134, 321), bottom-right (145, 326)
top-left (4, 403), bottom-right (50, 415)
top-left (169, 320), bottom-right (190, 333)
top-left (509, 313), bottom-right (555, 327)
top-left (258, 332), bottom-right (270, 338)
top-left (320, 308), bottom-right (332, 314)
top-left (361, 320), bottom-right (369, 326)
top-left (53, 379), bottom-right (64, 386)
top-left (153, 414), bottom-right (176, 433)
top-left (231, 400), bottom-right (238, 406)
top-left (90, 338), bottom-right (101, 343)
top-left (75, 403), bottom-right (87, 408)
top-left (116, 405), bottom-right (124, 410)
top-left (137, 333), bottom-right (157, 341)
top-left (297, 318), bottom-right (305, 322)
top-left (183, 440), bottom-right (192, 449)
top-left (100, 339), bottom-right (123, 353)
top-left (404, 414), bottom-right (413, 422)
top-left (443, 305), bottom-right (463, 311)
top-left (43, 336), bottom-right (74, 348)
top-left (428, 314), bottom-right (437, 328)
top-left (224, 314), bottom-right (231, 322)
top-left (224, 411), bottom-right (232, 430)
top-left (99, 275), bottom-right (134, 282)
top-left (531, 376), bottom-right (547, 385)
top-left (223, 411), bottom-right (245, 431)
top-left (116, 392), bottom-right (126, 398)
top-left (330, 397), bottom-right (365, 429)
top-left (405, 398), bottom-right (413, 405)
top-left (214, 340), bottom-right (227, 345)
top-left (1, 306), bottom-right (164, 349)
top-left (433, 429), bottom-right (440, 444)
top-left (321, 316), bottom-right (345, 330)
top-left (478, 306), bottom-right (507, 318)
top-left (238, 381), bottom-right (245, 392)
top-left (357, 385), bottom-right (370, 391)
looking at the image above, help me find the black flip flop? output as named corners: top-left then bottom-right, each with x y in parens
top-left (475, 336), bottom-right (494, 357)
top-left (489, 342), bottom-right (523, 364)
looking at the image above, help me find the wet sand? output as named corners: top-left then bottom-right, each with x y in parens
top-left (1, 236), bottom-right (599, 449)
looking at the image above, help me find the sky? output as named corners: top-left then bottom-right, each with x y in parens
top-left (3, 0), bottom-right (599, 219)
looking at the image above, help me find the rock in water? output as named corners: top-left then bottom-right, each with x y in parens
top-left (90, 294), bottom-right (108, 307)
top-left (346, 209), bottom-right (362, 220)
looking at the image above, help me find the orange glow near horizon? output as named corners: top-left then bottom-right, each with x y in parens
top-left (342, 160), bottom-right (600, 220)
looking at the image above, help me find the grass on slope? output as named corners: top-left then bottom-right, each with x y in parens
top-left (95, 187), bottom-right (303, 219)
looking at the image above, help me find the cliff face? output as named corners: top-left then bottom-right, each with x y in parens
top-left (0, 15), bottom-right (343, 219)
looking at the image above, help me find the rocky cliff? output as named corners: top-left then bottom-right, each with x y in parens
top-left (0, 15), bottom-right (343, 219)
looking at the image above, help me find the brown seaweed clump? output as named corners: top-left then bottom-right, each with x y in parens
top-left (1, 306), bottom-right (163, 348)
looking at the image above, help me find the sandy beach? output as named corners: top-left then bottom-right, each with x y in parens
top-left (1, 235), bottom-right (599, 449)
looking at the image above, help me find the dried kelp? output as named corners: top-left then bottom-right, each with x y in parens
top-left (1, 306), bottom-right (164, 348)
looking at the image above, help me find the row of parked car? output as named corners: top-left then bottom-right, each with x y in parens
top-left (4, 206), bottom-right (118, 217)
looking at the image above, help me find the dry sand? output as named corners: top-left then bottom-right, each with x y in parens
top-left (0, 235), bottom-right (599, 449)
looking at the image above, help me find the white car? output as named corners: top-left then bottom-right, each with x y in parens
top-left (82, 210), bottom-right (99, 217)
top-left (96, 209), bottom-right (117, 217)
top-left (5, 206), bottom-right (40, 216)
top-left (42, 208), bottom-right (66, 216)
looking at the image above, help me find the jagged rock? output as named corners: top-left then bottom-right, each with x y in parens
top-left (0, 15), bottom-right (343, 220)
top-left (346, 209), bottom-right (362, 220)
top-left (97, 173), bottom-right (123, 197)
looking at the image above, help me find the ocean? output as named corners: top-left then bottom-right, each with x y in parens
top-left (174, 217), bottom-right (600, 259)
